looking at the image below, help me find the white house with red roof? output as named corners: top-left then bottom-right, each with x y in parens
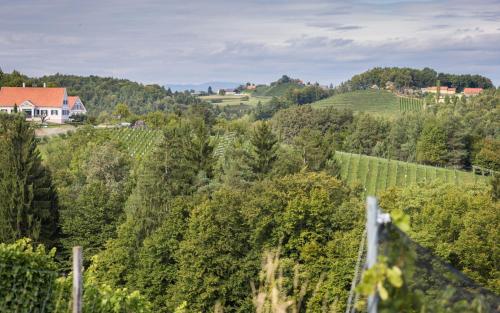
top-left (0, 85), bottom-right (86, 123)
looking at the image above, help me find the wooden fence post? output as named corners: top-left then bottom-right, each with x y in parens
top-left (72, 246), bottom-right (83, 313)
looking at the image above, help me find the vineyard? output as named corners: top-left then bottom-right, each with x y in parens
top-left (335, 151), bottom-right (488, 195)
top-left (399, 96), bottom-right (424, 112)
top-left (311, 90), bottom-right (399, 116)
top-left (99, 128), bottom-right (162, 158)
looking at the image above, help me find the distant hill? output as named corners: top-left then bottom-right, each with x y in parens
top-left (166, 81), bottom-right (241, 92)
top-left (311, 90), bottom-right (399, 115)
top-left (338, 67), bottom-right (494, 92)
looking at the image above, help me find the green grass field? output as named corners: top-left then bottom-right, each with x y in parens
top-left (311, 90), bottom-right (399, 115)
top-left (199, 95), bottom-right (271, 107)
top-left (335, 151), bottom-right (488, 195)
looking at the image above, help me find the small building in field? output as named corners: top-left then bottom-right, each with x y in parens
top-left (0, 85), bottom-right (86, 124)
top-left (463, 88), bottom-right (483, 96)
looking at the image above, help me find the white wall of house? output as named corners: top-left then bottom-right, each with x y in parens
top-left (0, 106), bottom-right (68, 124)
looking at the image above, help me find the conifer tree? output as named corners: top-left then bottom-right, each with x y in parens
top-left (0, 114), bottom-right (59, 245)
top-left (248, 121), bottom-right (278, 176)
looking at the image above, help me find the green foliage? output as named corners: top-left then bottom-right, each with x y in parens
top-left (54, 275), bottom-right (152, 313)
top-left (113, 103), bottom-right (131, 119)
top-left (174, 189), bottom-right (255, 312)
top-left (248, 121), bottom-right (278, 176)
top-left (272, 105), bottom-right (353, 143)
top-left (0, 114), bottom-right (59, 246)
top-left (416, 122), bottom-right (448, 165)
top-left (356, 256), bottom-right (403, 302)
top-left (475, 137), bottom-right (500, 171)
top-left (0, 239), bottom-right (58, 313)
top-left (41, 128), bottom-right (132, 266)
top-left (293, 129), bottom-right (339, 175)
top-left (380, 183), bottom-right (500, 292)
top-left (284, 85), bottom-right (329, 105)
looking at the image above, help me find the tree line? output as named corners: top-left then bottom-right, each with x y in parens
top-left (0, 69), bottom-right (202, 115)
top-left (336, 67), bottom-right (494, 92)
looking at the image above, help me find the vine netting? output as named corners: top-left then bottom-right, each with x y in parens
top-left (377, 223), bottom-right (500, 312)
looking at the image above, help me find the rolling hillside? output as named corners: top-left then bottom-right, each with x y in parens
top-left (311, 90), bottom-right (399, 115)
top-left (250, 82), bottom-right (303, 97)
top-left (335, 151), bottom-right (488, 196)
top-left (198, 94), bottom-right (270, 106)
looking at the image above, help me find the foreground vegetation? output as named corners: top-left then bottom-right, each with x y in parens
top-left (0, 67), bottom-right (498, 312)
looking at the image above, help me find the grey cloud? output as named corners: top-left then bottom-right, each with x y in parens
top-left (0, 0), bottom-right (499, 85)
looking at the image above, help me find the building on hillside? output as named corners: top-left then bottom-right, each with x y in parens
top-left (463, 88), bottom-right (483, 96)
top-left (245, 84), bottom-right (257, 90)
top-left (422, 86), bottom-right (456, 95)
top-left (0, 85), bottom-right (86, 123)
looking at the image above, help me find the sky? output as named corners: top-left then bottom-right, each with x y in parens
top-left (0, 0), bottom-right (499, 86)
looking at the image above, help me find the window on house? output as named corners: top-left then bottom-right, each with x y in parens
top-left (63, 100), bottom-right (68, 105)
top-left (0, 109), bottom-right (7, 113)
top-left (51, 110), bottom-right (58, 116)
top-left (34, 109), bottom-right (40, 116)
top-left (41, 110), bottom-right (48, 116)
top-left (62, 110), bottom-right (69, 115)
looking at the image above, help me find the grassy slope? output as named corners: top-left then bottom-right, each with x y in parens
top-left (335, 151), bottom-right (488, 196)
top-left (251, 82), bottom-right (303, 97)
top-left (311, 90), bottom-right (399, 115)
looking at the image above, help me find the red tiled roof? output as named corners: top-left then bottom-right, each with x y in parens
top-left (0, 87), bottom-right (65, 108)
top-left (463, 88), bottom-right (483, 94)
top-left (67, 96), bottom-right (80, 110)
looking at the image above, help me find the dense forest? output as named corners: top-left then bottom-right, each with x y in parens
top-left (0, 69), bottom-right (201, 114)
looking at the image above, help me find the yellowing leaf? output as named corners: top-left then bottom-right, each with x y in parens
top-left (378, 282), bottom-right (389, 301)
top-left (387, 266), bottom-right (403, 287)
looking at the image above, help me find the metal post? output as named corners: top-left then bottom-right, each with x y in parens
top-left (366, 196), bottom-right (379, 313)
top-left (72, 246), bottom-right (83, 313)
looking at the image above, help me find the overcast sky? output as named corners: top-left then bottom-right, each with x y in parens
top-left (1, 0), bottom-right (499, 85)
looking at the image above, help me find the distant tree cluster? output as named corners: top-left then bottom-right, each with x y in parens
top-left (337, 67), bottom-right (494, 92)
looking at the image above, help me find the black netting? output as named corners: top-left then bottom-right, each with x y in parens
top-left (378, 224), bottom-right (500, 312)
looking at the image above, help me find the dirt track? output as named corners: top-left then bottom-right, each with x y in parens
top-left (35, 124), bottom-right (76, 137)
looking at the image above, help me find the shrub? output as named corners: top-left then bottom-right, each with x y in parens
top-left (0, 239), bottom-right (58, 313)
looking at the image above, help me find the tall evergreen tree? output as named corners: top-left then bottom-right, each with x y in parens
top-left (248, 121), bottom-right (278, 176)
top-left (0, 114), bottom-right (59, 246)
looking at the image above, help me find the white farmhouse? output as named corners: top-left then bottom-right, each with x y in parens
top-left (0, 86), bottom-right (86, 124)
